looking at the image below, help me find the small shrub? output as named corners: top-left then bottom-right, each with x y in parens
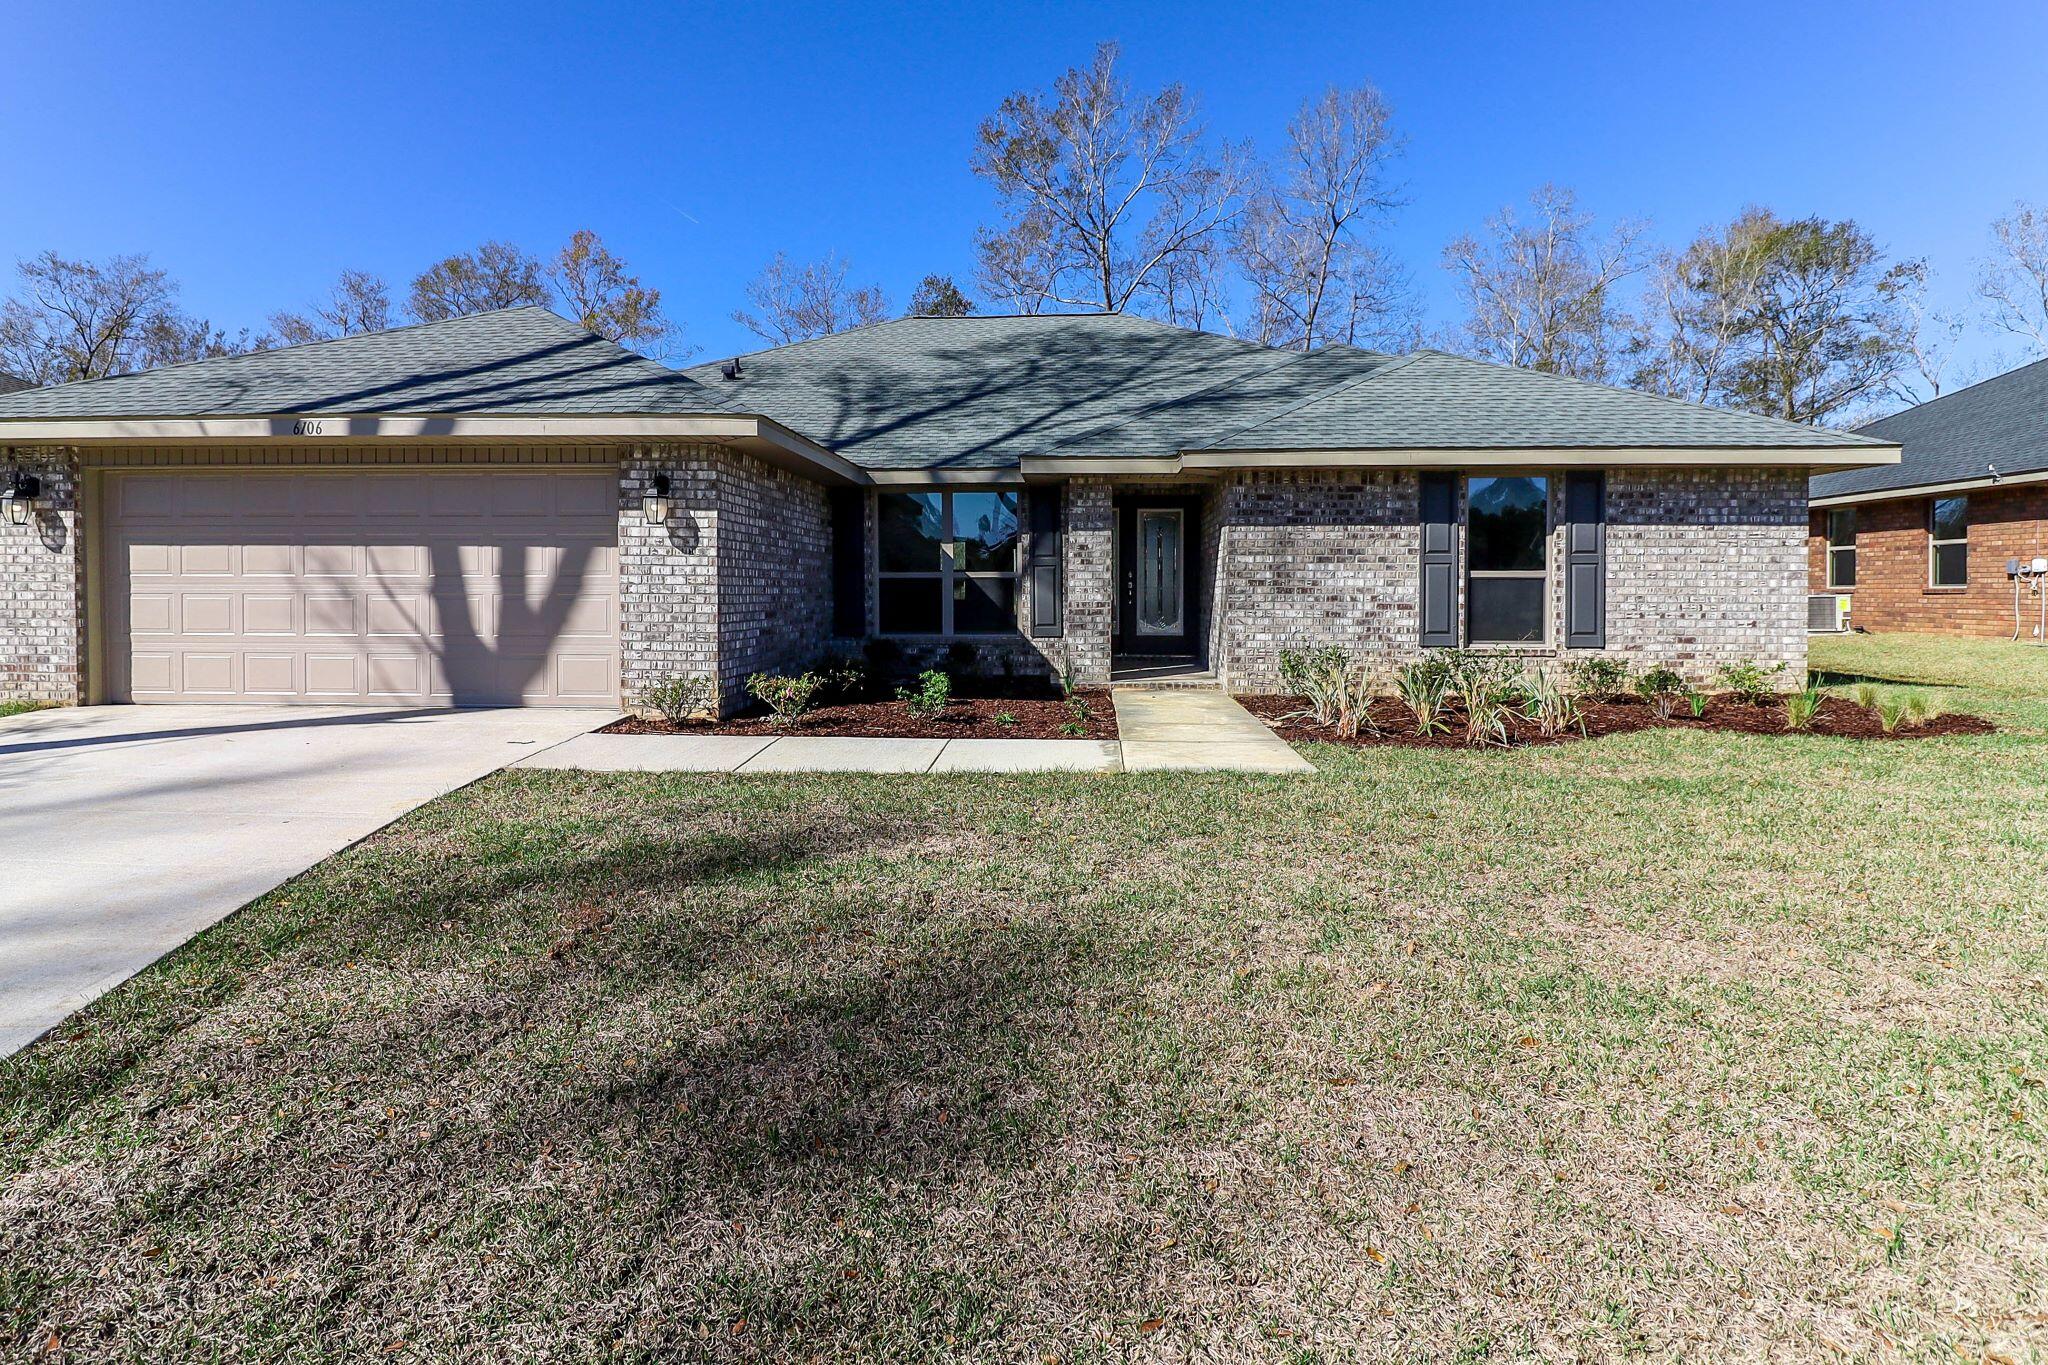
top-left (1851, 681), bottom-right (1880, 709)
top-left (1903, 689), bottom-right (1937, 724)
top-left (1716, 659), bottom-right (1788, 706)
top-left (899, 669), bottom-right (952, 717)
top-left (1278, 646), bottom-right (1349, 699)
top-left (995, 710), bottom-right (1019, 727)
top-left (1563, 656), bottom-right (1634, 701)
top-left (747, 671), bottom-right (824, 726)
top-left (636, 674), bottom-right (716, 725)
top-left (1687, 690), bottom-right (1708, 719)
top-left (1784, 687), bottom-right (1822, 731)
top-left (1059, 720), bottom-right (1087, 738)
top-left (1520, 670), bottom-right (1584, 739)
top-left (1634, 666), bottom-right (1691, 721)
top-left (1063, 693), bottom-right (1092, 728)
top-left (1876, 693), bottom-right (1909, 733)
top-left (1393, 660), bottom-right (1450, 736)
top-left (1057, 664), bottom-right (1080, 700)
top-left (809, 652), bottom-right (866, 704)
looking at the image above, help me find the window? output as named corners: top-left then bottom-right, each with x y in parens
top-left (876, 490), bottom-right (1020, 635)
top-left (1826, 508), bottom-right (1857, 588)
top-left (1930, 496), bottom-right (1968, 587)
top-left (1466, 475), bottom-right (1548, 643)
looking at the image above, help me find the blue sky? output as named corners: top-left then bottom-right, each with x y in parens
top-left (4, 0), bottom-right (2044, 378)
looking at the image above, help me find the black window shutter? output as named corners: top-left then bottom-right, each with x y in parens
top-left (1418, 473), bottom-right (1458, 647)
top-left (1028, 484), bottom-right (1064, 638)
top-left (830, 488), bottom-right (866, 637)
top-left (1563, 470), bottom-right (1606, 649)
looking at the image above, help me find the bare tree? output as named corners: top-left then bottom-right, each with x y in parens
top-left (1977, 201), bottom-right (2048, 356)
top-left (0, 251), bottom-right (258, 384)
top-left (1885, 259), bottom-right (1966, 406)
top-left (270, 269), bottom-right (393, 346)
top-left (1442, 185), bottom-right (1647, 382)
top-left (408, 241), bottom-right (550, 322)
top-left (970, 42), bottom-right (1249, 315)
top-left (548, 230), bottom-right (684, 355)
top-left (732, 252), bottom-right (888, 345)
top-left (1233, 85), bottom-right (1406, 349)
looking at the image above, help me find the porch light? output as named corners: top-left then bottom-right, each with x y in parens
top-left (2, 469), bottom-right (39, 526)
top-left (641, 473), bottom-right (672, 524)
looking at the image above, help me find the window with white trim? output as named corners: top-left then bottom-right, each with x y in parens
top-left (1466, 475), bottom-right (1549, 643)
top-left (1826, 508), bottom-right (1857, 588)
top-left (876, 490), bottom-right (1020, 636)
top-left (1929, 496), bottom-right (1967, 587)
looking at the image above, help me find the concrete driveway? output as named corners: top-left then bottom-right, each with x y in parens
top-left (0, 705), bottom-right (614, 1056)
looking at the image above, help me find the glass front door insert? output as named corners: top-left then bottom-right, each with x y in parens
top-left (1135, 508), bottom-right (1184, 637)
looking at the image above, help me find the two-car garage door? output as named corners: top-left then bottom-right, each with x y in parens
top-left (105, 468), bottom-right (620, 706)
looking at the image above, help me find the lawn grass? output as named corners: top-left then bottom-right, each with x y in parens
top-left (0, 699), bottom-right (56, 721)
top-left (5, 635), bottom-right (2047, 1361)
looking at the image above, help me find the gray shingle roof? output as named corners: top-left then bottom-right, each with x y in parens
top-left (1195, 349), bottom-right (1885, 452)
top-left (0, 304), bottom-right (1888, 470)
top-left (685, 312), bottom-right (1288, 469)
top-left (1813, 356), bottom-right (2048, 498)
top-left (0, 306), bottom-right (731, 417)
top-left (0, 372), bottom-right (32, 396)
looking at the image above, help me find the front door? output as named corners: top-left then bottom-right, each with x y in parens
top-left (1115, 497), bottom-right (1200, 656)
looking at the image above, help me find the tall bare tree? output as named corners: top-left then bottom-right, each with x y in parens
top-left (970, 42), bottom-right (1249, 315)
top-left (732, 252), bottom-right (888, 344)
top-left (548, 230), bottom-right (682, 354)
top-left (1886, 259), bottom-right (1966, 406)
top-left (1233, 84), bottom-right (1406, 349)
top-left (1976, 201), bottom-right (2048, 357)
top-left (408, 241), bottom-right (550, 322)
top-left (0, 251), bottom-right (258, 384)
top-left (1442, 185), bottom-right (1646, 382)
top-left (270, 269), bottom-right (393, 346)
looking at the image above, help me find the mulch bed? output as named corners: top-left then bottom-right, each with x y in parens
top-left (1238, 693), bottom-right (1996, 750)
top-left (604, 687), bottom-right (1118, 741)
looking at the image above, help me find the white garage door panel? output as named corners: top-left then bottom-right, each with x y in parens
top-left (107, 469), bottom-right (620, 706)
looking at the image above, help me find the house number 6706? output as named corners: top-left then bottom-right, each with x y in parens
top-left (292, 419), bottom-right (326, 436)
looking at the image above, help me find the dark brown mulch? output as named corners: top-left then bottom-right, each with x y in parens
top-left (1237, 693), bottom-right (1996, 750)
top-left (604, 687), bottom-right (1118, 740)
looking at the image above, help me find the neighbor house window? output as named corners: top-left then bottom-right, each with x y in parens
top-left (1826, 508), bottom-right (1857, 588)
top-left (876, 490), bottom-right (1020, 635)
top-left (1929, 496), bottom-right (1968, 587)
top-left (1466, 475), bottom-right (1549, 643)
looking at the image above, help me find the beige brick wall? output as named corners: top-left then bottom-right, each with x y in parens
top-left (0, 451), bottom-right (86, 704)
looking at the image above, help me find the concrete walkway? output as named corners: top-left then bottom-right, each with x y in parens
top-left (525, 696), bottom-right (1314, 775)
top-left (1112, 688), bottom-right (1316, 772)
top-left (0, 704), bottom-right (614, 1056)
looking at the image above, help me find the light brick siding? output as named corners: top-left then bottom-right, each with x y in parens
top-left (1807, 485), bottom-right (2048, 637)
top-left (621, 445), bottom-right (837, 714)
top-left (0, 451), bottom-right (85, 704)
top-left (1206, 466), bottom-right (1807, 691)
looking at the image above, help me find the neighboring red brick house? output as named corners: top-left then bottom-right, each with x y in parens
top-left (1810, 357), bottom-right (2048, 638)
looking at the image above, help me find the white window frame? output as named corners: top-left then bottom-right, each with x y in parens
top-left (1464, 473), bottom-right (1552, 646)
top-left (874, 489), bottom-right (1021, 637)
top-left (1826, 508), bottom-right (1857, 589)
top-left (1929, 496), bottom-right (1968, 588)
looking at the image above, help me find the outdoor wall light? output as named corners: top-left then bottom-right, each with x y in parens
top-left (641, 473), bottom-right (672, 524)
top-left (2, 469), bottom-right (39, 526)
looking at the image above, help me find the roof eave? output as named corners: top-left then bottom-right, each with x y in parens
top-left (1179, 444), bottom-right (1901, 470)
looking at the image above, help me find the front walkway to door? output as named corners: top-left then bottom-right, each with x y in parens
top-left (1112, 688), bottom-right (1315, 773)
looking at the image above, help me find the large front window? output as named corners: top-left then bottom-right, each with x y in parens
top-left (1826, 508), bottom-right (1857, 588)
top-left (876, 490), bottom-right (1020, 635)
top-left (1929, 496), bottom-right (1967, 587)
top-left (1466, 475), bottom-right (1549, 643)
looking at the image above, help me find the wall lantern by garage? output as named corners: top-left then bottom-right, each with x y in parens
top-left (2, 469), bottom-right (39, 526)
top-left (641, 473), bottom-right (672, 524)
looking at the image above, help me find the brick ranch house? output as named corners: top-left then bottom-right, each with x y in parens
top-left (0, 307), bottom-right (1895, 713)
top-left (1810, 355), bottom-right (2048, 638)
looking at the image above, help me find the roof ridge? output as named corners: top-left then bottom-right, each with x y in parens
top-left (1856, 353), bottom-right (2048, 434)
top-left (1192, 349), bottom-right (1434, 450)
top-left (1418, 349), bottom-right (1891, 447)
top-left (14, 304), bottom-right (600, 398)
top-left (688, 309), bottom-right (1262, 373)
